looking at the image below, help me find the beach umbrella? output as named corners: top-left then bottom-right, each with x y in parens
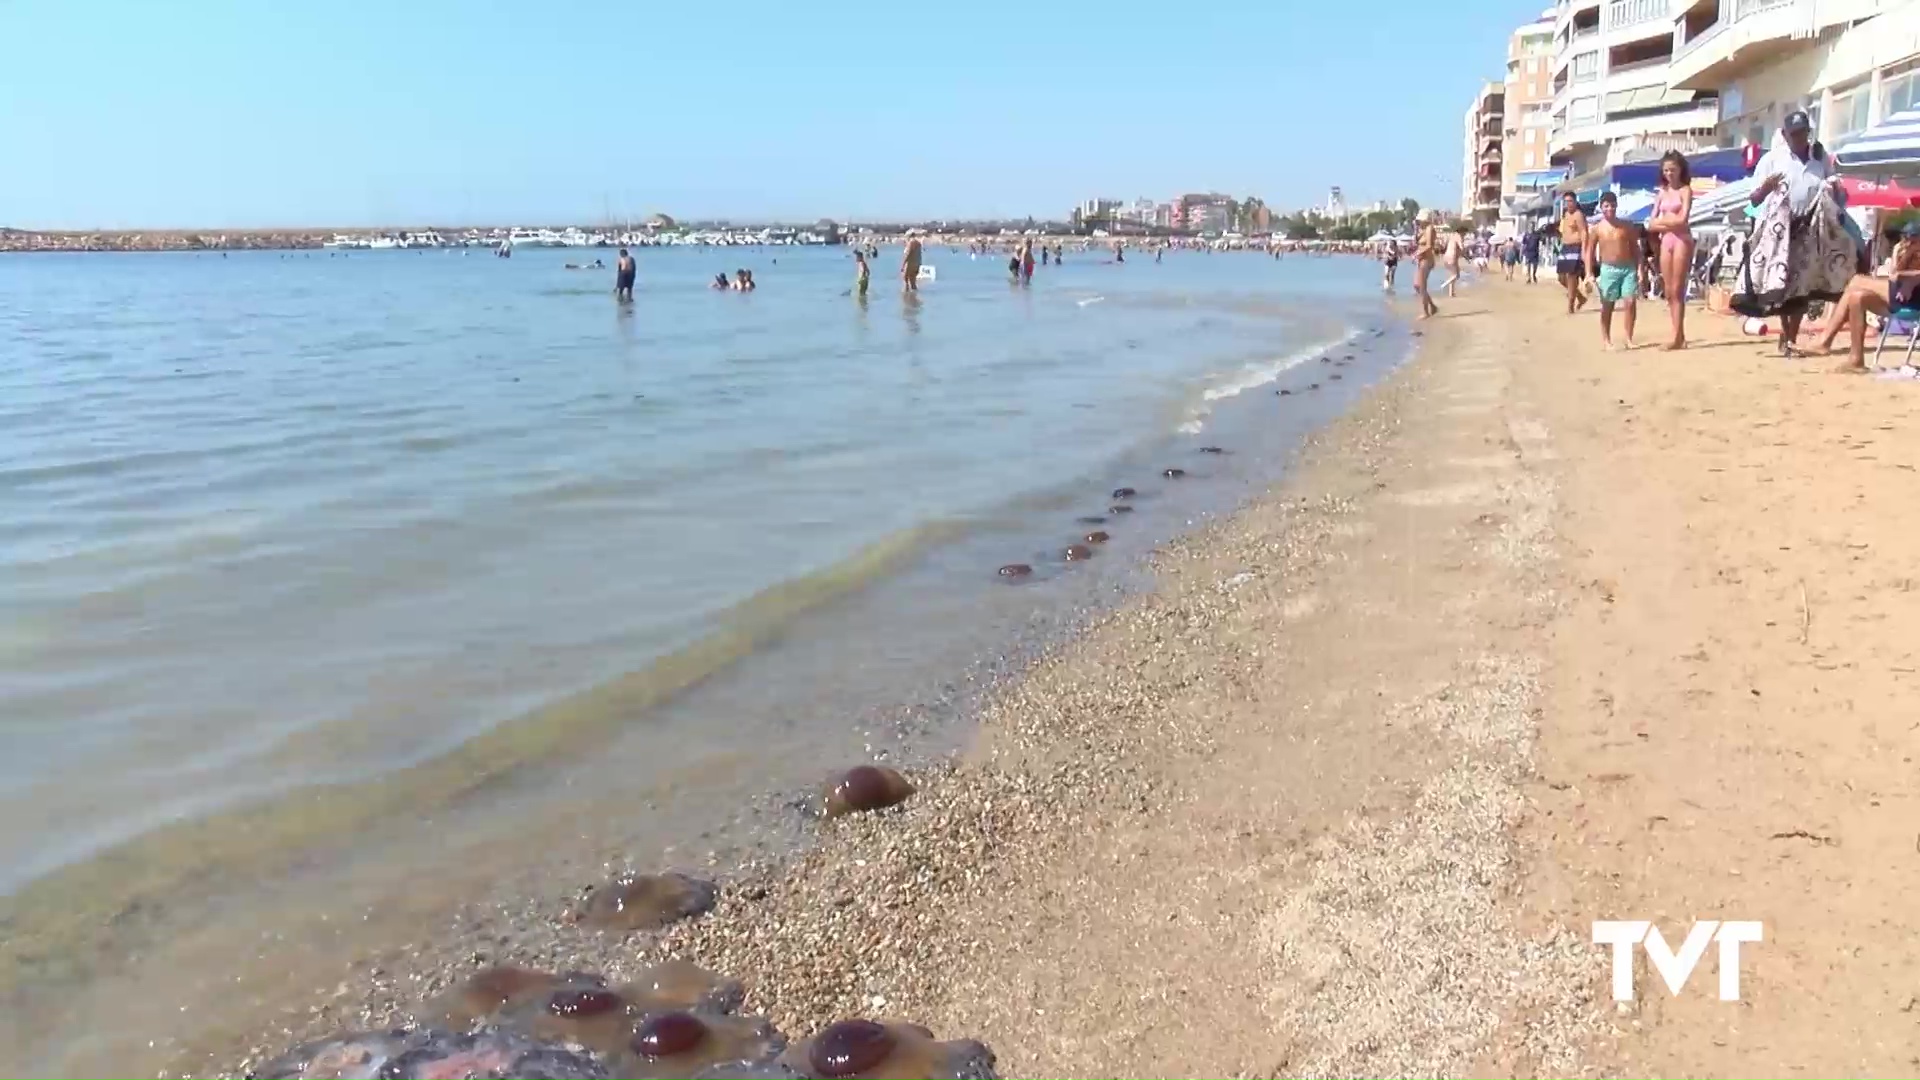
top-left (1833, 107), bottom-right (1920, 175)
top-left (1836, 175), bottom-right (1920, 209)
top-left (1689, 176), bottom-right (1758, 225)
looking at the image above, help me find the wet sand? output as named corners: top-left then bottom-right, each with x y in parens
top-left (61, 276), bottom-right (1920, 1076)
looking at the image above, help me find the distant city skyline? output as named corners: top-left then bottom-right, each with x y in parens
top-left (1, 0), bottom-right (1544, 230)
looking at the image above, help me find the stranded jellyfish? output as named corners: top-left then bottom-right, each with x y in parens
top-left (549, 989), bottom-right (624, 1019)
top-left (824, 764), bottom-right (914, 817)
top-left (1107, 504), bottom-right (1133, 514)
top-left (621, 1011), bottom-right (787, 1078)
top-left (418, 966), bottom-right (560, 1029)
top-left (1162, 468), bottom-right (1185, 479)
top-left (787, 1020), bottom-right (998, 1080)
top-left (1110, 487), bottom-right (1135, 499)
top-left (575, 872), bottom-right (718, 932)
top-left (1308, 383), bottom-right (1321, 390)
top-left (1083, 531), bottom-right (1109, 544)
top-left (1075, 516), bottom-right (1106, 525)
top-left (1199, 446), bottom-right (1224, 454)
top-left (1330, 373), bottom-right (1343, 380)
top-left (1277, 389), bottom-right (1292, 396)
top-left (997, 564), bottom-right (1032, 578)
top-left (1063, 544), bottom-right (1093, 561)
top-left (618, 959), bottom-right (745, 1015)
top-left (247, 1030), bottom-right (610, 1080)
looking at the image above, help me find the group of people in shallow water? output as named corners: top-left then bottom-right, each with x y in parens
top-left (711, 269), bottom-right (756, 291)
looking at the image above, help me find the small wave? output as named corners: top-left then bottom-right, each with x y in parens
top-left (1076, 296), bottom-right (1106, 307)
top-left (1176, 327), bottom-right (1364, 434)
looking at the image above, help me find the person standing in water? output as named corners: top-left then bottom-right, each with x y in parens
top-left (1021, 240), bottom-right (1036, 283)
top-left (614, 247), bottom-right (636, 301)
top-left (854, 250), bottom-right (871, 298)
top-left (1411, 210), bottom-right (1439, 318)
top-left (901, 235), bottom-right (923, 292)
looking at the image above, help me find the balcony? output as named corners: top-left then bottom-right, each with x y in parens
top-left (1550, 96), bottom-right (1720, 155)
top-left (1606, 0), bottom-right (1670, 32)
top-left (1480, 148), bottom-right (1505, 165)
top-left (1667, 0), bottom-right (1897, 90)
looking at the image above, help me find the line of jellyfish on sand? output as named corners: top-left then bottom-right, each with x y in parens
top-left (249, 765), bottom-right (988, 1080)
top-left (250, 340), bottom-right (1398, 1079)
top-left (992, 342), bottom-right (1369, 583)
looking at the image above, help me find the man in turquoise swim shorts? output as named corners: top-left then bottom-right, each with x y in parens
top-left (1586, 191), bottom-right (1643, 350)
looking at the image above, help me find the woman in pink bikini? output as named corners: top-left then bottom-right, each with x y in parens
top-left (1647, 150), bottom-right (1695, 350)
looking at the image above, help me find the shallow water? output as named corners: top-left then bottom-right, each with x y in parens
top-left (0, 244), bottom-right (1399, 1075)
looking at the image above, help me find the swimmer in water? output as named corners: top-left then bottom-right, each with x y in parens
top-left (902, 236), bottom-right (923, 292)
top-left (712, 273), bottom-right (730, 290)
top-left (614, 247), bottom-right (635, 301)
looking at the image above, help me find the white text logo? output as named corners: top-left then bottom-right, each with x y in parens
top-left (1591, 920), bottom-right (1762, 1001)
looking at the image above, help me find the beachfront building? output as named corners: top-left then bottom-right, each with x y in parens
top-left (1463, 80), bottom-right (1507, 227)
top-left (1547, 0), bottom-right (1721, 185)
top-left (1664, 0), bottom-right (1919, 153)
top-left (1503, 12), bottom-right (1568, 231)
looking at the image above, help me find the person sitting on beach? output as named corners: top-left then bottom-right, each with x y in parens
top-left (1585, 191), bottom-right (1643, 350)
top-left (1813, 222), bottom-right (1920, 371)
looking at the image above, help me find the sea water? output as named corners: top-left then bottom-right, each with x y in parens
top-left (0, 243), bottom-right (1400, 1074)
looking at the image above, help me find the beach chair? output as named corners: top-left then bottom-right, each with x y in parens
top-left (1874, 304), bottom-right (1920, 367)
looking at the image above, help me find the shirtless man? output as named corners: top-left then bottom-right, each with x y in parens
top-left (1555, 191), bottom-right (1590, 314)
top-left (901, 235), bottom-right (923, 292)
top-left (614, 247), bottom-right (636, 302)
top-left (1411, 210), bottom-right (1439, 318)
top-left (1585, 191), bottom-right (1642, 350)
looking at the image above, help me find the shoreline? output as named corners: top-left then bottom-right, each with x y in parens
top-left (217, 289), bottom-right (1606, 1077)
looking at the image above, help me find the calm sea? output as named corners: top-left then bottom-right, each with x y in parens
top-left (0, 243), bottom-right (1401, 1075)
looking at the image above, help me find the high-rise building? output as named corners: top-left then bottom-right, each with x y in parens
top-left (1503, 11), bottom-right (1563, 229)
top-left (1546, 0), bottom-right (1720, 184)
top-left (1462, 80), bottom-right (1506, 225)
top-left (1325, 186), bottom-right (1349, 219)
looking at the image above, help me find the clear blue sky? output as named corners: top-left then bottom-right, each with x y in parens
top-left (2, 0), bottom-right (1545, 228)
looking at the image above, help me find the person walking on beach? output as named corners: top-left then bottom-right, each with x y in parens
top-left (614, 247), bottom-right (636, 302)
top-left (1522, 228), bottom-right (1542, 284)
top-left (1555, 192), bottom-right (1590, 314)
top-left (902, 235), bottom-right (923, 293)
top-left (1439, 225), bottom-right (1466, 298)
top-left (1586, 191), bottom-right (1642, 350)
top-left (1412, 210), bottom-right (1439, 318)
top-left (854, 250), bottom-right (871, 299)
top-left (1741, 110), bottom-right (1848, 359)
top-left (1380, 237), bottom-right (1400, 291)
top-left (1646, 150), bottom-right (1695, 350)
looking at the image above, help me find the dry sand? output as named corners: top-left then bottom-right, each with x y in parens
top-left (214, 281), bottom-right (1920, 1078)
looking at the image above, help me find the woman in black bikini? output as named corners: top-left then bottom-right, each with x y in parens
top-left (1812, 226), bottom-right (1920, 371)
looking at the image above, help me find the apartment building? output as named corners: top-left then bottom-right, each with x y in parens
top-left (1664, 0), bottom-right (1919, 152)
top-left (1548, 0), bottom-right (1721, 179)
top-left (1463, 80), bottom-right (1507, 225)
top-left (1504, 12), bottom-right (1565, 225)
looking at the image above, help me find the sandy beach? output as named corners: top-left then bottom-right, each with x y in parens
top-left (159, 278), bottom-right (1919, 1077)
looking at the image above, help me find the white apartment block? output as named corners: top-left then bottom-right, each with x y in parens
top-left (1665, 0), bottom-right (1920, 151)
top-left (1549, 0), bottom-right (1723, 178)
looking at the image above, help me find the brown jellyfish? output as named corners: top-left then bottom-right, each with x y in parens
top-left (618, 959), bottom-right (745, 1015)
top-left (784, 1019), bottom-right (998, 1080)
top-left (1083, 531), bottom-right (1109, 544)
top-left (1162, 468), bottom-right (1185, 479)
top-left (1110, 487), bottom-right (1135, 499)
top-left (494, 979), bottom-right (638, 1058)
top-left (1329, 373), bottom-right (1343, 380)
top-left (574, 872), bottom-right (718, 932)
top-left (1063, 544), bottom-right (1093, 561)
top-left (1277, 389), bottom-right (1293, 396)
top-left (1107, 504), bottom-right (1133, 514)
top-left (1308, 383), bottom-right (1321, 390)
top-left (823, 765), bottom-right (914, 817)
top-left (997, 563), bottom-right (1032, 578)
top-left (618, 1010), bottom-right (787, 1079)
top-left (1199, 446), bottom-right (1224, 454)
top-left (416, 966), bottom-right (561, 1030)
top-left (1075, 516), bottom-right (1106, 525)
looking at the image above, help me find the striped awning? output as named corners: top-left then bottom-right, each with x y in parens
top-left (1833, 107), bottom-right (1920, 175)
top-left (1689, 176), bottom-right (1759, 224)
